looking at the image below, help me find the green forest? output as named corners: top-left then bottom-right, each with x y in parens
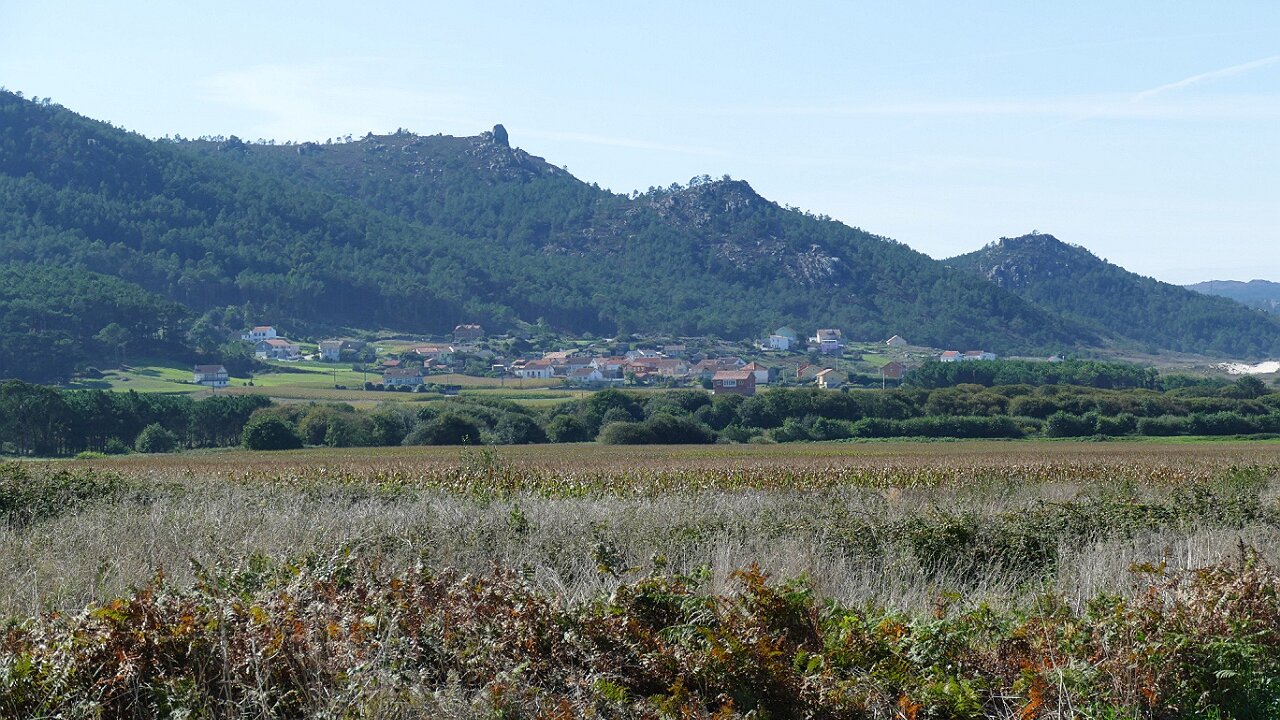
top-left (949, 233), bottom-right (1280, 357)
top-left (2, 90), bottom-right (1279, 384)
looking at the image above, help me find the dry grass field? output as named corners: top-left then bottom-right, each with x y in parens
top-left (5, 439), bottom-right (1280, 717)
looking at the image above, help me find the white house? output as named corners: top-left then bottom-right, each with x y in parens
top-left (811, 329), bottom-right (843, 354)
top-left (383, 367), bottom-right (425, 387)
top-left (513, 360), bottom-right (554, 379)
top-left (963, 350), bottom-right (997, 361)
top-left (815, 368), bottom-right (843, 389)
top-left (415, 344), bottom-right (455, 363)
top-left (767, 334), bottom-right (792, 351)
top-left (318, 340), bottom-right (343, 362)
top-left (241, 326), bottom-right (277, 342)
top-left (567, 367), bottom-right (605, 384)
top-left (255, 338), bottom-right (301, 360)
top-left (192, 364), bottom-right (229, 388)
top-left (939, 350), bottom-right (962, 363)
top-left (741, 361), bottom-right (773, 385)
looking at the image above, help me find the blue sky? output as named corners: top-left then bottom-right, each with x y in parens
top-left (3, 2), bottom-right (1278, 283)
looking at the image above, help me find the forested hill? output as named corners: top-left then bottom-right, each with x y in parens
top-left (948, 234), bottom-right (1280, 358)
top-left (1187, 280), bottom-right (1280, 315)
top-left (0, 90), bottom-right (1088, 362)
top-left (179, 126), bottom-right (1090, 348)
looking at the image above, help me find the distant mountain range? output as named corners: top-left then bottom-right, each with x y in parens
top-left (1, 90), bottom-right (1279, 382)
top-left (1187, 280), bottom-right (1280, 315)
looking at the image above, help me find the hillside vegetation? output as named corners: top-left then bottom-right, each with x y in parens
top-left (949, 233), bottom-right (1280, 358)
top-left (1, 91), bottom-right (1080, 375)
top-left (3, 90), bottom-right (1278, 383)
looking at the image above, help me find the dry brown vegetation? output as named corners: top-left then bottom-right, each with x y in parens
top-left (4, 440), bottom-right (1280, 717)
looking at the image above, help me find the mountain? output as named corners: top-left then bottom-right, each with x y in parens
top-left (0, 90), bottom-right (1091, 384)
top-left (1187, 280), bottom-right (1280, 315)
top-left (947, 233), bottom-right (1280, 358)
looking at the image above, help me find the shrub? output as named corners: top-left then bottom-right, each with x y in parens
top-left (546, 415), bottom-right (591, 443)
top-left (103, 437), bottom-right (132, 455)
top-left (403, 413), bottom-right (483, 446)
top-left (134, 423), bottom-right (179, 453)
top-left (1095, 413), bottom-right (1137, 436)
top-left (1137, 415), bottom-right (1192, 436)
top-left (241, 416), bottom-right (303, 450)
top-left (1044, 411), bottom-right (1095, 438)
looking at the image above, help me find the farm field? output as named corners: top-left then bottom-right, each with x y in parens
top-left (63, 357), bottom-right (570, 405)
top-left (4, 439), bottom-right (1280, 717)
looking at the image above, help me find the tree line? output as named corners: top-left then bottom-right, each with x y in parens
top-left (4, 378), bottom-right (1278, 457)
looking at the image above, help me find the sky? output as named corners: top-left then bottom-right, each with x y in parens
top-left (2, 2), bottom-right (1278, 284)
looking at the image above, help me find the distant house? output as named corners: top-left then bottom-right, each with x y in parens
top-left (415, 344), bottom-right (455, 363)
top-left (383, 367), bottom-right (425, 387)
top-left (815, 368), bottom-right (843, 389)
top-left (774, 326), bottom-right (799, 343)
top-left (693, 357), bottom-right (745, 379)
top-left (628, 357), bottom-right (691, 377)
top-left (255, 338), bottom-right (300, 360)
top-left (1047, 354), bottom-right (1065, 363)
top-left (591, 356), bottom-right (630, 376)
top-left (811, 329), bottom-right (843, 354)
top-left (513, 359), bottom-right (554, 379)
top-left (741, 361), bottom-right (775, 385)
top-left (192, 364), bottom-right (229, 388)
top-left (963, 350), bottom-right (997, 361)
top-left (880, 361), bottom-right (906, 380)
top-left (380, 358), bottom-right (403, 369)
top-left (567, 367), bottom-right (606, 384)
top-left (767, 334), bottom-right (792, 351)
top-left (939, 350), bottom-right (962, 363)
top-left (453, 324), bottom-right (484, 341)
top-left (712, 370), bottom-right (756, 396)
top-left (318, 340), bottom-right (343, 362)
top-left (624, 349), bottom-right (663, 361)
top-left (796, 364), bottom-right (823, 380)
top-left (885, 335), bottom-right (908, 347)
top-left (242, 326), bottom-right (277, 342)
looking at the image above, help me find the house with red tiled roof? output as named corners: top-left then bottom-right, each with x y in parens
top-left (241, 325), bottom-right (277, 342)
top-left (741, 361), bottom-right (775, 385)
top-left (939, 350), bottom-right (962, 363)
top-left (254, 338), bottom-right (300, 360)
top-left (880, 361), bottom-right (906, 380)
top-left (712, 370), bottom-right (756, 396)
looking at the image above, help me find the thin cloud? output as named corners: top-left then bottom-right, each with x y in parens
top-left (1132, 55), bottom-right (1280, 101)
top-left (727, 95), bottom-right (1280, 120)
top-left (200, 61), bottom-right (472, 141)
top-left (522, 129), bottom-right (733, 158)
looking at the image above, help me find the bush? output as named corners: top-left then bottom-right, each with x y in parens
top-left (103, 437), bottom-right (132, 455)
top-left (598, 415), bottom-right (715, 445)
top-left (241, 416), bottom-right (303, 450)
top-left (134, 423), bottom-right (179, 453)
top-left (546, 415), bottom-right (591, 443)
top-left (403, 413), bottom-right (483, 446)
top-left (1095, 413), bottom-right (1137, 436)
top-left (1137, 415), bottom-right (1192, 436)
top-left (1044, 411), bottom-right (1095, 438)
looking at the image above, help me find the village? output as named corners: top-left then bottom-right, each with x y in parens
top-left (189, 323), bottom-right (1022, 397)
